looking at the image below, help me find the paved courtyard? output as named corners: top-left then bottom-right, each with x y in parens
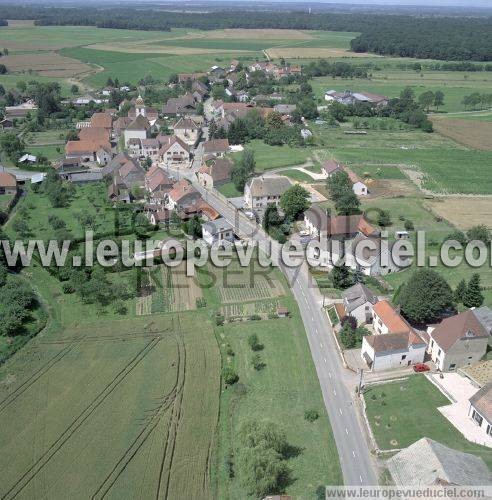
top-left (429, 372), bottom-right (492, 448)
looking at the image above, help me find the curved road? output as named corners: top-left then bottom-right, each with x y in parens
top-left (175, 166), bottom-right (378, 486)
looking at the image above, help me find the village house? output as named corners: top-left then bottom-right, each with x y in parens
top-left (342, 283), bottom-right (378, 325)
top-left (108, 175), bottom-right (131, 204)
top-left (96, 146), bottom-right (113, 166)
top-left (177, 73), bottom-right (207, 84)
top-left (202, 217), bottom-right (235, 247)
top-left (303, 205), bottom-right (378, 240)
top-left (208, 65), bottom-right (227, 80)
top-left (202, 138), bottom-right (230, 157)
top-left (244, 175), bottom-right (292, 210)
top-left (158, 135), bottom-right (190, 168)
top-left (162, 94), bottom-right (198, 116)
top-left (90, 112), bottom-right (113, 131)
top-left (387, 438), bottom-right (491, 486)
top-left (324, 90), bottom-right (389, 107)
top-left (322, 159), bottom-right (344, 177)
top-left (468, 382), bottom-right (492, 441)
top-left (427, 310), bottom-right (489, 372)
top-left (0, 172), bottom-right (18, 195)
top-left (145, 166), bottom-right (173, 205)
top-left (361, 330), bottom-right (426, 371)
top-left (166, 179), bottom-right (201, 210)
top-left (172, 117), bottom-right (201, 147)
top-left (372, 300), bottom-right (411, 335)
top-left (197, 157), bottom-right (233, 188)
top-left (346, 168), bottom-right (368, 196)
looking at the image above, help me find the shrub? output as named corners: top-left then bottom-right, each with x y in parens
top-left (62, 282), bottom-right (75, 294)
top-left (215, 314), bottom-right (225, 326)
top-left (222, 366), bottom-right (239, 385)
top-left (251, 354), bottom-right (265, 371)
top-left (304, 409), bottom-right (319, 422)
top-left (248, 334), bottom-right (263, 351)
top-left (249, 314), bottom-right (261, 321)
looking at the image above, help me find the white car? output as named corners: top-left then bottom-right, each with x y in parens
top-left (244, 211), bottom-right (256, 220)
top-left (299, 230), bottom-right (310, 237)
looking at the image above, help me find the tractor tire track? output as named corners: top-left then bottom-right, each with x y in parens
top-left (2, 337), bottom-right (161, 500)
top-left (155, 316), bottom-right (187, 500)
top-left (92, 327), bottom-right (183, 500)
top-left (0, 336), bottom-right (84, 415)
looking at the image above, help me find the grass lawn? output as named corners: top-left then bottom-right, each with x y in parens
top-left (311, 69), bottom-right (492, 113)
top-left (217, 181), bottom-right (242, 198)
top-left (235, 140), bottom-right (312, 172)
top-left (214, 295), bottom-right (343, 497)
top-left (364, 376), bottom-right (492, 468)
top-left (313, 126), bottom-right (492, 195)
top-left (282, 168), bottom-right (315, 183)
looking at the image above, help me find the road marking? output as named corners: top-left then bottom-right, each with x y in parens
top-left (345, 428), bottom-right (349, 435)
top-left (359, 475), bottom-right (363, 484)
top-left (320, 342), bottom-right (323, 348)
top-left (323, 357), bottom-right (327, 363)
top-left (328, 372), bottom-right (332, 379)
top-left (333, 389), bottom-right (337, 396)
top-left (339, 408), bottom-right (343, 415)
top-left (312, 316), bottom-right (315, 321)
top-left (352, 451), bottom-right (356, 458)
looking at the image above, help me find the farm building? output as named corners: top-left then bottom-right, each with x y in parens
top-left (197, 158), bottom-right (233, 188)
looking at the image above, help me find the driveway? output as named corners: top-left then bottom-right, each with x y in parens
top-left (428, 373), bottom-right (492, 448)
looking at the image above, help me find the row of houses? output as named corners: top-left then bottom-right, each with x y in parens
top-left (323, 159), bottom-right (369, 196)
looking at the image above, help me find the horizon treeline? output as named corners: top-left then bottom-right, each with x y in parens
top-left (0, 6), bottom-right (490, 61)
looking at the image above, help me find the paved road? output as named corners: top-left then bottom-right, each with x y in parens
top-left (175, 167), bottom-right (378, 486)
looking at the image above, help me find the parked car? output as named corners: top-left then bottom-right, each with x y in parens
top-left (244, 210), bottom-right (256, 220)
top-left (413, 363), bottom-right (430, 373)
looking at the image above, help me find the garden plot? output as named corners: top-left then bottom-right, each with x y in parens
top-left (136, 262), bottom-right (203, 315)
top-left (210, 260), bottom-right (285, 304)
top-left (220, 299), bottom-right (280, 320)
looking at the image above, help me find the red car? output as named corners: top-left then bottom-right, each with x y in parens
top-left (413, 363), bottom-right (430, 373)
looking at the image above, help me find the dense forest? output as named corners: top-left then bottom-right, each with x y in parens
top-left (0, 6), bottom-right (490, 61)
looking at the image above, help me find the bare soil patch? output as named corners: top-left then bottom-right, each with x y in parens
top-left (432, 117), bottom-right (492, 151)
top-left (426, 197), bottom-right (492, 230)
top-left (87, 42), bottom-right (244, 55)
top-left (2, 52), bottom-right (93, 78)
top-left (266, 47), bottom-right (379, 59)
top-left (193, 28), bottom-right (313, 40)
top-left (6, 20), bottom-right (35, 27)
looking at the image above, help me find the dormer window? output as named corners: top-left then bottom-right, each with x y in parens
top-left (465, 330), bottom-right (475, 338)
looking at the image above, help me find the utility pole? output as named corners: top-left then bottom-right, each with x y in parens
top-left (358, 368), bottom-right (364, 396)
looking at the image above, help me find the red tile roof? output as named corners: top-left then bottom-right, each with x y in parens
top-left (373, 300), bottom-right (412, 334)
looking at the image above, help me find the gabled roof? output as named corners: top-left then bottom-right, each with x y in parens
top-left (159, 135), bottom-right (189, 154)
top-left (469, 381), bottom-right (492, 425)
top-left (90, 112), bottom-right (112, 129)
top-left (472, 306), bottom-right (492, 335)
top-left (78, 127), bottom-right (110, 142)
top-left (431, 310), bottom-right (489, 352)
top-left (246, 175), bottom-right (291, 197)
top-left (365, 331), bottom-right (424, 353)
top-left (203, 138), bottom-right (229, 154)
top-left (199, 157), bottom-right (233, 183)
top-left (66, 140), bottom-right (111, 155)
top-left (387, 437), bottom-right (492, 486)
top-left (0, 172), bottom-right (17, 188)
top-left (203, 217), bottom-right (233, 236)
top-left (126, 114), bottom-right (150, 131)
top-left (373, 300), bottom-right (412, 334)
top-left (146, 168), bottom-right (172, 192)
top-left (173, 117), bottom-right (200, 130)
top-left (168, 179), bottom-right (198, 203)
top-left (343, 283), bottom-right (377, 313)
top-left (323, 159), bottom-right (343, 174)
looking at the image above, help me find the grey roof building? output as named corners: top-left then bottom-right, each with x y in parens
top-left (473, 306), bottom-right (492, 335)
top-left (387, 438), bottom-right (492, 486)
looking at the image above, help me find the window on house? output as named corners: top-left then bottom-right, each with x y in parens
top-left (487, 424), bottom-right (492, 437)
top-left (449, 363), bottom-right (456, 370)
top-left (401, 355), bottom-right (407, 360)
top-left (472, 410), bottom-right (483, 426)
top-left (438, 349), bottom-right (442, 356)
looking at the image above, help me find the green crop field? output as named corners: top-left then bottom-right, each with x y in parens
top-left (312, 69), bottom-right (492, 113)
top-left (364, 377), bottom-right (492, 468)
top-left (313, 125), bottom-right (492, 195)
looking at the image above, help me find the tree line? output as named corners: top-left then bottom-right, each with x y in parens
top-left (0, 6), bottom-right (490, 61)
